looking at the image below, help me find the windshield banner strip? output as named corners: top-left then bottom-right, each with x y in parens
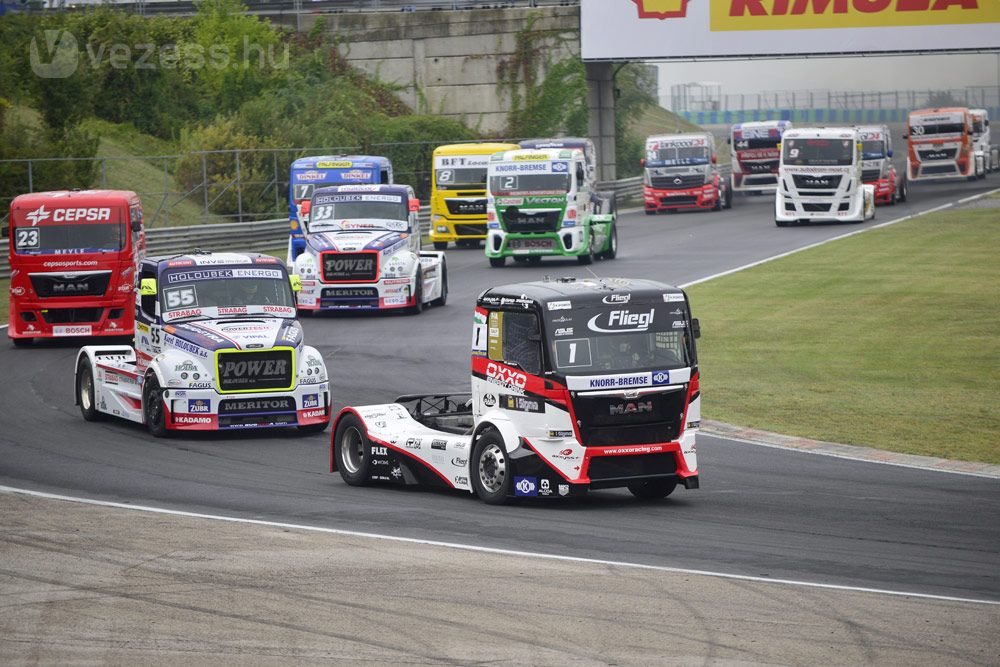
top-left (566, 368), bottom-right (692, 392)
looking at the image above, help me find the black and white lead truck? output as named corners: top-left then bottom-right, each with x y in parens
top-left (331, 277), bottom-right (702, 504)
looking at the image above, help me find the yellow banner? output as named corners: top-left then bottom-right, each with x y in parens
top-left (709, 0), bottom-right (999, 31)
top-left (315, 161), bottom-right (353, 168)
top-left (512, 153), bottom-right (550, 161)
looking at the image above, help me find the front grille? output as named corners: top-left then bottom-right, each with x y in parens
top-left (30, 271), bottom-right (111, 298)
top-left (445, 199), bottom-right (486, 216)
top-left (792, 174), bottom-right (842, 189)
top-left (455, 223), bottom-right (486, 237)
top-left (742, 160), bottom-right (778, 174)
top-left (660, 196), bottom-right (698, 206)
top-left (650, 174), bottom-right (704, 189)
top-left (40, 308), bottom-right (103, 323)
top-left (741, 173), bottom-right (778, 186)
top-left (861, 169), bottom-right (881, 182)
top-left (573, 389), bottom-right (685, 447)
top-left (921, 164), bottom-right (957, 175)
top-left (499, 207), bottom-right (561, 233)
top-left (216, 349), bottom-right (294, 392)
top-left (588, 453), bottom-right (676, 483)
top-left (917, 149), bottom-right (957, 161)
top-left (321, 252), bottom-right (378, 282)
top-left (802, 202), bottom-right (832, 212)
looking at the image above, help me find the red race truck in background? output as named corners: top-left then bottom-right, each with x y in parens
top-left (6, 190), bottom-right (145, 346)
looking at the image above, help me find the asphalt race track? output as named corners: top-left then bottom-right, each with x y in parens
top-left (2, 179), bottom-right (998, 604)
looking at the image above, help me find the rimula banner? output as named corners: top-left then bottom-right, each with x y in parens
top-left (581, 0), bottom-right (1000, 60)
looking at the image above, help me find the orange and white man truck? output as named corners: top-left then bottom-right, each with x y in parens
top-left (7, 190), bottom-right (145, 346)
top-left (905, 108), bottom-right (981, 182)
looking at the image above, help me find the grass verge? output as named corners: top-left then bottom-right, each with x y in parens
top-left (687, 208), bottom-right (999, 464)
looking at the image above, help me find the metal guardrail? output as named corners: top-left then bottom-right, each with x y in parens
top-left (0, 174), bottom-right (671, 279)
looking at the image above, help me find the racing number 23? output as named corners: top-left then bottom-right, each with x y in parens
top-left (15, 228), bottom-right (40, 250)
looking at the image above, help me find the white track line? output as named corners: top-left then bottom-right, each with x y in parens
top-left (3, 485), bottom-right (997, 607)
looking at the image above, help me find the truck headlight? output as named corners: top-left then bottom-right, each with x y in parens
top-left (436, 225), bottom-right (448, 233)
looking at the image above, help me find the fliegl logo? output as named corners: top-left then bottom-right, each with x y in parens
top-left (632, 0), bottom-right (690, 19)
top-left (588, 308), bottom-right (655, 333)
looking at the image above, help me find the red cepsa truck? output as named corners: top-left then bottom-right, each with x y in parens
top-left (6, 190), bottom-right (145, 346)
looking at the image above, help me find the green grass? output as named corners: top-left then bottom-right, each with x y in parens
top-left (79, 119), bottom-right (223, 228)
top-left (687, 208), bottom-right (1000, 464)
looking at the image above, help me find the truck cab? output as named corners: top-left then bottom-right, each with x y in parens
top-left (430, 142), bottom-right (519, 250)
top-left (485, 148), bottom-right (617, 267)
top-left (74, 251), bottom-right (330, 436)
top-left (641, 132), bottom-right (732, 214)
top-left (331, 277), bottom-right (701, 505)
top-left (6, 190), bottom-right (145, 346)
top-left (856, 124), bottom-right (906, 205)
top-left (970, 108), bottom-right (995, 176)
top-left (292, 184), bottom-right (447, 313)
top-left (518, 137), bottom-right (616, 216)
top-left (728, 120), bottom-right (792, 194)
top-left (905, 108), bottom-right (978, 182)
top-left (775, 127), bottom-right (876, 226)
top-left (287, 155), bottom-right (393, 265)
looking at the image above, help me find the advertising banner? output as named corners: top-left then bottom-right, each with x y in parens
top-left (581, 0), bottom-right (1000, 60)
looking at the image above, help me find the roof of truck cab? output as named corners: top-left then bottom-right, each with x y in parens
top-left (433, 142), bottom-right (520, 156)
top-left (783, 127), bottom-right (856, 139)
top-left (645, 132), bottom-right (713, 144)
top-left (519, 138), bottom-right (593, 151)
top-left (10, 190), bottom-right (139, 210)
top-left (147, 252), bottom-right (285, 269)
top-left (290, 155), bottom-right (391, 169)
top-left (478, 277), bottom-right (685, 310)
top-left (492, 148), bottom-right (582, 162)
top-left (312, 184), bottom-right (413, 198)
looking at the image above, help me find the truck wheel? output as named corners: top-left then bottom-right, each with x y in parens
top-left (577, 234), bottom-right (594, 265)
top-left (489, 256), bottom-right (506, 268)
top-left (76, 360), bottom-right (103, 422)
top-left (724, 185), bottom-right (734, 209)
top-left (334, 413), bottom-right (370, 486)
top-left (142, 374), bottom-right (169, 438)
top-left (897, 179), bottom-right (907, 203)
top-left (406, 273), bottom-right (424, 315)
top-left (599, 224), bottom-right (618, 260)
top-left (644, 209), bottom-right (656, 216)
top-left (433, 241), bottom-right (448, 250)
top-left (471, 431), bottom-right (512, 505)
top-left (627, 476), bottom-right (677, 500)
top-left (297, 421), bottom-right (329, 435)
top-left (431, 261), bottom-right (448, 307)
top-left (12, 337), bottom-right (32, 348)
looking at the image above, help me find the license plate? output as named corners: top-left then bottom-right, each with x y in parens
top-left (508, 238), bottom-right (554, 253)
top-left (53, 325), bottom-right (92, 336)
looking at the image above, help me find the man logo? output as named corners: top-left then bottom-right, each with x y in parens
top-left (26, 205), bottom-right (51, 226)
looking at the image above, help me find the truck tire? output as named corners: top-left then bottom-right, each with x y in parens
top-left (143, 374), bottom-right (169, 438)
top-left (577, 233), bottom-right (595, 265)
top-left (334, 413), bottom-right (371, 486)
top-left (599, 224), bottom-right (618, 260)
top-left (76, 359), bottom-right (103, 422)
top-left (433, 241), bottom-right (448, 250)
top-left (489, 256), bottom-right (506, 268)
top-left (897, 178), bottom-right (907, 203)
top-left (431, 261), bottom-right (448, 307)
top-left (406, 273), bottom-right (424, 315)
top-left (775, 219), bottom-right (789, 227)
top-left (471, 430), bottom-right (512, 505)
top-left (627, 476), bottom-right (677, 500)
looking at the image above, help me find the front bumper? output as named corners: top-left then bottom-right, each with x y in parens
top-left (776, 192), bottom-right (866, 222)
top-left (485, 228), bottom-right (588, 258)
top-left (430, 218), bottom-right (487, 243)
top-left (868, 178), bottom-right (895, 205)
top-left (162, 383), bottom-right (331, 431)
top-left (643, 185), bottom-right (716, 212)
top-left (8, 300), bottom-right (133, 340)
top-left (296, 277), bottom-right (416, 311)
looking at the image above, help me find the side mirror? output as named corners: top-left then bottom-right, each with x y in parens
top-left (691, 318), bottom-right (701, 339)
top-left (409, 198), bottom-right (421, 212)
top-left (289, 274), bottom-right (302, 293)
top-left (640, 158), bottom-right (646, 167)
top-left (1, 225), bottom-right (8, 239)
top-left (130, 219), bottom-right (142, 233)
top-left (887, 148), bottom-right (893, 158)
top-left (725, 137), bottom-right (731, 145)
top-left (776, 142), bottom-right (781, 151)
top-left (711, 154), bottom-right (718, 164)
top-left (140, 278), bottom-right (157, 296)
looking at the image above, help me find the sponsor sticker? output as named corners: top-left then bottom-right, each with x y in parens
top-left (514, 477), bottom-right (538, 497)
top-left (587, 309), bottom-right (655, 333)
top-left (501, 394), bottom-right (544, 413)
top-left (431, 439), bottom-right (448, 451)
top-left (302, 394), bottom-right (320, 409)
top-left (547, 300), bottom-right (572, 311)
top-left (188, 399), bottom-right (210, 413)
top-left (558, 484), bottom-right (569, 497)
top-left (53, 325), bottom-right (92, 336)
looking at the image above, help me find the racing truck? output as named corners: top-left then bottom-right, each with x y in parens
top-left (641, 132), bottom-right (732, 214)
top-left (6, 190), bottom-right (145, 346)
top-left (856, 124), bottom-right (907, 205)
top-left (728, 120), bottom-right (792, 194)
top-left (330, 276), bottom-right (701, 504)
top-left (905, 108), bottom-right (980, 182)
top-left (485, 148), bottom-right (617, 267)
top-left (287, 155), bottom-right (393, 265)
top-left (74, 251), bottom-right (331, 436)
top-left (430, 142), bottom-right (519, 249)
top-left (518, 137), bottom-right (616, 216)
top-left (970, 108), bottom-right (997, 175)
top-left (775, 127), bottom-right (876, 227)
top-left (291, 184), bottom-right (447, 313)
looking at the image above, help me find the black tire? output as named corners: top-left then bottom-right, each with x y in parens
top-left (76, 360), bottom-right (103, 422)
top-left (599, 224), bottom-right (618, 260)
top-left (142, 374), bottom-right (169, 438)
top-left (297, 420), bottom-right (329, 435)
top-left (433, 241), bottom-right (448, 251)
top-left (333, 413), bottom-right (371, 486)
top-left (431, 260), bottom-right (448, 307)
top-left (644, 209), bottom-right (656, 216)
top-left (897, 178), bottom-right (907, 203)
top-left (775, 219), bottom-right (789, 227)
top-left (471, 430), bottom-right (512, 505)
top-left (12, 337), bottom-right (32, 347)
top-left (627, 476), bottom-right (678, 500)
top-left (577, 232), bottom-right (594, 265)
top-left (489, 256), bottom-right (506, 268)
top-left (712, 188), bottom-right (723, 211)
top-left (406, 273), bottom-right (424, 315)
top-left (512, 256), bottom-right (529, 263)
top-left (457, 239), bottom-right (482, 249)
top-left (724, 184), bottom-right (734, 209)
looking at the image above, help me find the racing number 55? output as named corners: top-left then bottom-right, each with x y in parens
top-left (164, 286), bottom-right (197, 309)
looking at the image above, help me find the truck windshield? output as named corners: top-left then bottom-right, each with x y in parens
top-left (782, 138), bottom-right (854, 166)
top-left (972, 119), bottom-right (984, 135)
top-left (308, 193), bottom-right (408, 232)
top-left (910, 122), bottom-right (965, 137)
top-left (160, 267), bottom-right (296, 322)
top-left (12, 221), bottom-right (123, 255)
top-left (436, 166), bottom-right (487, 189)
top-left (546, 305), bottom-right (692, 374)
top-left (648, 144), bottom-right (709, 165)
top-left (489, 173), bottom-right (571, 195)
top-left (861, 140), bottom-right (885, 159)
